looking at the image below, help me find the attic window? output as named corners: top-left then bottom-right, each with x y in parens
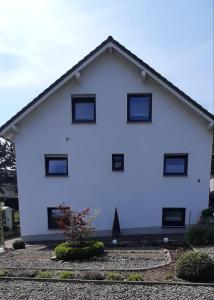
top-left (127, 94), bottom-right (152, 122)
top-left (72, 96), bottom-right (96, 123)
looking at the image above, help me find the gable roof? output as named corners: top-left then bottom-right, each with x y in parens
top-left (0, 36), bottom-right (213, 137)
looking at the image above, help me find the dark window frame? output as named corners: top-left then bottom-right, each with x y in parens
top-left (47, 207), bottom-right (62, 229)
top-left (72, 96), bottom-right (96, 123)
top-left (112, 154), bottom-right (124, 171)
top-left (45, 155), bottom-right (68, 176)
top-left (162, 207), bottom-right (186, 227)
top-left (163, 154), bottom-right (188, 176)
top-left (127, 93), bottom-right (152, 123)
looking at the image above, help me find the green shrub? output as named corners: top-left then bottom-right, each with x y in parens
top-left (0, 269), bottom-right (6, 277)
top-left (55, 241), bottom-right (104, 261)
top-left (186, 224), bottom-right (214, 245)
top-left (201, 208), bottom-right (214, 217)
top-left (82, 271), bottom-right (104, 280)
top-left (165, 272), bottom-right (173, 280)
top-left (127, 273), bottom-right (143, 281)
top-left (13, 240), bottom-right (25, 250)
top-left (176, 251), bottom-right (214, 282)
top-left (106, 272), bottom-right (124, 281)
top-left (59, 271), bottom-right (74, 279)
top-left (37, 271), bottom-right (52, 279)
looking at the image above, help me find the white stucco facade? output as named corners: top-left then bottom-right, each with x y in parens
top-left (1, 40), bottom-right (213, 241)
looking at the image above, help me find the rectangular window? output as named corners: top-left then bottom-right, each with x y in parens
top-left (162, 208), bottom-right (186, 227)
top-left (127, 94), bottom-right (152, 122)
top-left (112, 154), bottom-right (124, 171)
top-left (45, 155), bottom-right (68, 176)
top-left (164, 154), bottom-right (188, 176)
top-left (72, 96), bottom-right (96, 123)
top-left (47, 207), bottom-right (64, 229)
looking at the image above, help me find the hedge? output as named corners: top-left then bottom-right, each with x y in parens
top-left (55, 241), bottom-right (104, 261)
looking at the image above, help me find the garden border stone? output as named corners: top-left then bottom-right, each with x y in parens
top-left (0, 276), bottom-right (214, 287)
top-left (0, 249), bottom-right (171, 271)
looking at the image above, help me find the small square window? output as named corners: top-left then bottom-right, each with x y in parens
top-left (72, 96), bottom-right (96, 123)
top-left (164, 154), bottom-right (188, 176)
top-left (112, 154), bottom-right (124, 171)
top-left (162, 208), bottom-right (185, 227)
top-left (45, 155), bottom-right (68, 176)
top-left (47, 207), bottom-right (64, 229)
top-left (127, 94), bottom-right (152, 122)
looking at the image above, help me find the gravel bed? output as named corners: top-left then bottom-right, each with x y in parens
top-left (196, 247), bottom-right (214, 260)
top-left (0, 280), bottom-right (213, 299)
top-left (0, 245), bottom-right (170, 270)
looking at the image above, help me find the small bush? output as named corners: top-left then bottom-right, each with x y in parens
top-left (13, 240), bottom-right (25, 250)
top-left (59, 271), bottom-right (74, 279)
top-left (186, 224), bottom-right (214, 245)
top-left (176, 251), bottom-right (214, 282)
top-left (55, 241), bottom-right (104, 261)
top-left (37, 271), bottom-right (52, 279)
top-left (165, 272), bottom-right (173, 280)
top-left (127, 273), bottom-right (143, 281)
top-left (0, 269), bottom-right (6, 277)
top-left (82, 271), bottom-right (104, 280)
top-left (201, 208), bottom-right (214, 217)
top-left (106, 272), bottom-right (124, 281)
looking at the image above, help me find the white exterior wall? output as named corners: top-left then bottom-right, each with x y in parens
top-left (14, 51), bottom-right (213, 240)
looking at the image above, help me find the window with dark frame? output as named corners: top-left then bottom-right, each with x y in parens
top-left (162, 208), bottom-right (186, 227)
top-left (47, 207), bottom-right (64, 229)
top-left (72, 96), bottom-right (96, 123)
top-left (164, 154), bottom-right (188, 176)
top-left (45, 155), bottom-right (68, 176)
top-left (112, 154), bottom-right (124, 171)
top-left (127, 94), bottom-right (152, 122)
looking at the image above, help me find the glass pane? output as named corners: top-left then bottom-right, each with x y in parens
top-left (165, 158), bottom-right (185, 173)
top-left (164, 210), bottom-right (183, 222)
top-left (50, 209), bottom-right (64, 228)
top-left (48, 159), bottom-right (67, 174)
top-left (130, 96), bottom-right (150, 120)
top-left (75, 102), bottom-right (94, 120)
top-left (114, 156), bottom-right (123, 169)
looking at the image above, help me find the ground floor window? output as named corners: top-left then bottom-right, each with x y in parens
top-left (162, 208), bottom-right (185, 227)
top-left (47, 207), bottom-right (64, 229)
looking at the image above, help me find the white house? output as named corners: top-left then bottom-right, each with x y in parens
top-left (0, 36), bottom-right (213, 242)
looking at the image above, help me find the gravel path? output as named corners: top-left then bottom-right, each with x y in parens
top-left (0, 245), bottom-right (170, 270)
top-left (0, 280), bottom-right (213, 300)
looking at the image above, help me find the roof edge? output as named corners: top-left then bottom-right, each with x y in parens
top-left (0, 35), bottom-right (213, 137)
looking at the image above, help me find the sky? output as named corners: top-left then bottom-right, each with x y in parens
top-left (0, 0), bottom-right (213, 125)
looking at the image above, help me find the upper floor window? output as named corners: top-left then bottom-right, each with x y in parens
top-left (72, 96), bottom-right (96, 123)
top-left (164, 154), bottom-right (188, 176)
top-left (112, 154), bottom-right (124, 171)
top-left (127, 94), bottom-right (152, 122)
top-left (45, 155), bottom-right (68, 176)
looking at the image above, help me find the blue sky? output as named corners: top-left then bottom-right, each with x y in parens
top-left (0, 0), bottom-right (213, 125)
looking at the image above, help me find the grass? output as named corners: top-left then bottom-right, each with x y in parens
top-left (37, 271), bottom-right (52, 279)
top-left (0, 269), bottom-right (6, 277)
top-left (59, 271), bottom-right (74, 279)
top-left (106, 272), bottom-right (124, 281)
top-left (127, 273), bottom-right (143, 281)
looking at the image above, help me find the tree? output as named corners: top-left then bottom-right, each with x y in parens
top-left (58, 204), bottom-right (99, 246)
top-left (0, 139), bottom-right (17, 192)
